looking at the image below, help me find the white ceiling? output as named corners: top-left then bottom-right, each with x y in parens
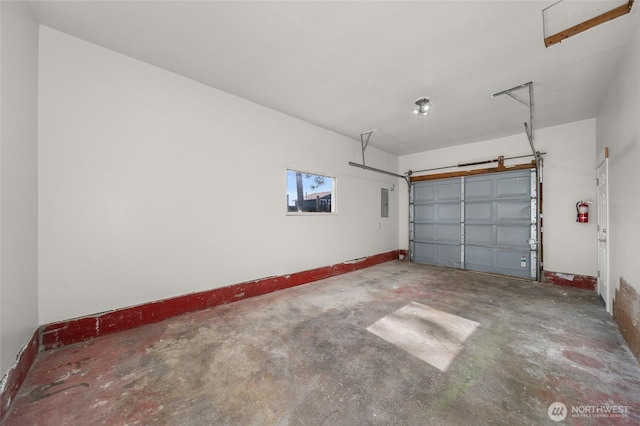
top-left (29, 1), bottom-right (639, 156)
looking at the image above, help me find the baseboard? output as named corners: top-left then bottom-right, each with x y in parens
top-left (613, 277), bottom-right (640, 364)
top-left (543, 270), bottom-right (597, 290)
top-left (0, 330), bottom-right (39, 421)
top-left (41, 250), bottom-right (401, 350)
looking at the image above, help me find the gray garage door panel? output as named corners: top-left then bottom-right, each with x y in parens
top-left (464, 171), bottom-right (533, 278)
top-left (465, 225), bottom-right (530, 246)
top-left (412, 178), bottom-right (461, 267)
top-left (414, 180), bottom-right (460, 202)
top-left (414, 242), bottom-right (462, 268)
top-left (498, 175), bottom-right (531, 197)
top-left (465, 173), bottom-right (530, 200)
top-left (497, 202), bottom-right (530, 221)
top-left (414, 203), bottom-right (460, 222)
top-left (465, 246), bottom-right (532, 277)
top-left (411, 169), bottom-right (536, 279)
top-left (414, 223), bottom-right (461, 243)
top-left (497, 226), bottom-right (530, 245)
top-left (466, 201), bottom-right (530, 222)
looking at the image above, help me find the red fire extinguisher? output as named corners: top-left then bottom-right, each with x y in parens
top-left (576, 201), bottom-right (589, 223)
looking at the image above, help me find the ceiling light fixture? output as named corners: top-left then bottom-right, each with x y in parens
top-left (413, 97), bottom-right (431, 116)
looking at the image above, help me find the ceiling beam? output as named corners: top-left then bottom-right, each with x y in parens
top-left (544, 0), bottom-right (634, 47)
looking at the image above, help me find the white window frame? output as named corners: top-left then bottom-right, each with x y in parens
top-left (286, 168), bottom-right (336, 215)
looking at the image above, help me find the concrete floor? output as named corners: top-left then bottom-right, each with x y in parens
top-left (4, 261), bottom-right (640, 425)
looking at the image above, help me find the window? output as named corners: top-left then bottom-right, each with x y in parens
top-left (287, 170), bottom-right (335, 213)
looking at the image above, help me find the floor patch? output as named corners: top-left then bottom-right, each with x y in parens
top-left (367, 301), bottom-right (479, 371)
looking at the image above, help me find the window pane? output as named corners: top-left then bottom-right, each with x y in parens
top-left (287, 170), bottom-right (334, 213)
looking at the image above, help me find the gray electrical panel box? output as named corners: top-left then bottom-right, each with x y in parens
top-left (381, 188), bottom-right (389, 217)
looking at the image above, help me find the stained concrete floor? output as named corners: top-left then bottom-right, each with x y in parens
top-left (4, 261), bottom-right (640, 425)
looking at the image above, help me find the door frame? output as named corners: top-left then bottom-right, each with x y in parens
top-left (596, 148), bottom-right (611, 313)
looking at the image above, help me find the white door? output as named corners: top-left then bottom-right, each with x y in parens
top-left (596, 157), bottom-right (610, 313)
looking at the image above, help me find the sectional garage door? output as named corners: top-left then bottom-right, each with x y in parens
top-left (411, 169), bottom-right (538, 279)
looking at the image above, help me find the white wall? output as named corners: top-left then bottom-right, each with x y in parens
top-left (0, 2), bottom-right (39, 377)
top-left (596, 12), bottom-right (640, 294)
top-left (399, 119), bottom-right (598, 277)
top-left (38, 27), bottom-right (400, 324)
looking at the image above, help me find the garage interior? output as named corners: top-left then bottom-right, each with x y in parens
top-left (2, 1), bottom-right (640, 424)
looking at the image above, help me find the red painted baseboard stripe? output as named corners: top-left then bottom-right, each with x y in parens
top-left (544, 270), bottom-right (597, 291)
top-left (41, 250), bottom-right (402, 350)
top-left (0, 330), bottom-right (39, 421)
